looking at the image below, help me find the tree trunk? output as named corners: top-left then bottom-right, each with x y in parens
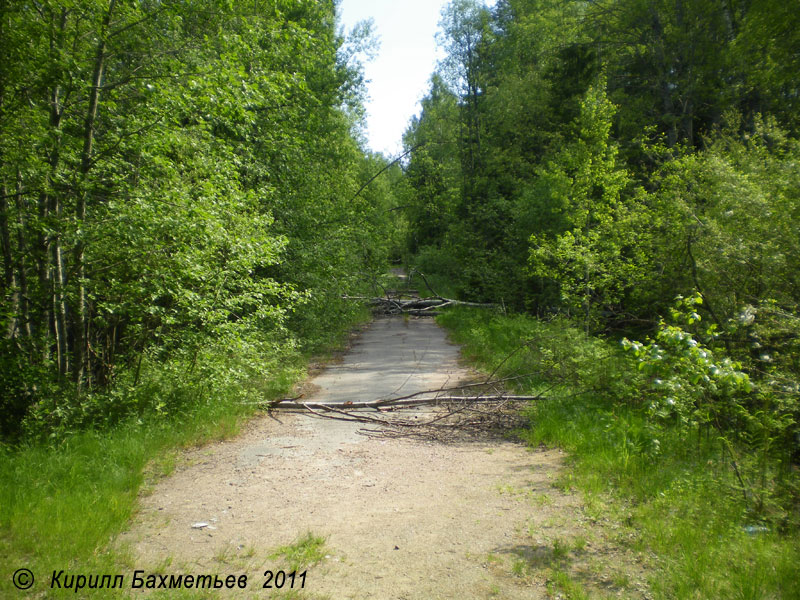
top-left (74, 0), bottom-right (117, 387)
top-left (0, 179), bottom-right (19, 338)
top-left (648, 4), bottom-right (678, 147)
top-left (13, 169), bottom-right (32, 339)
top-left (45, 7), bottom-right (70, 377)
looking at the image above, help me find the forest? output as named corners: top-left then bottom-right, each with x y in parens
top-left (1, 0), bottom-right (799, 597)
top-left (0, 0), bottom-right (406, 441)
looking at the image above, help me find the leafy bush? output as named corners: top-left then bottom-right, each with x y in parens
top-left (623, 294), bottom-right (798, 525)
top-left (623, 294), bottom-right (754, 430)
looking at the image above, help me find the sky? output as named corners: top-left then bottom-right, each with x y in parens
top-left (337, 0), bottom-right (495, 158)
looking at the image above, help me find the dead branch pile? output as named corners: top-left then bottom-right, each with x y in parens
top-left (343, 295), bottom-right (496, 316)
top-left (343, 268), bottom-right (498, 316)
top-left (264, 377), bottom-right (551, 441)
top-left (286, 394), bottom-right (533, 442)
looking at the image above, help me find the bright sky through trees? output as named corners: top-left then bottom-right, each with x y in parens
top-left (337, 0), bottom-right (495, 157)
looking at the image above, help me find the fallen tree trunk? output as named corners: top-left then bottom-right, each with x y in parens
top-left (343, 295), bottom-right (496, 315)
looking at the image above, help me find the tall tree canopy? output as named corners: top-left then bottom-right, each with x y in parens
top-left (404, 0), bottom-right (800, 318)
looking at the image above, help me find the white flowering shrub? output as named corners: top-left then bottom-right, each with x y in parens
top-left (622, 294), bottom-right (753, 430)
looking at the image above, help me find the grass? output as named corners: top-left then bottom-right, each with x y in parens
top-left (0, 387), bottom-right (275, 598)
top-left (548, 570), bottom-right (590, 600)
top-left (0, 305), bottom-right (370, 598)
top-left (269, 532), bottom-right (328, 572)
top-left (437, 306), bottom-right (800, 600)
top-left (2, 442), bottom-right (243, 595)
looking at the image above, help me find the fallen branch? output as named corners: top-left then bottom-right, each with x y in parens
top-left (270, 395), bottom-right (540, 410)
top-left (343, 295), bottom-right (496, 315)
top-left (296, 396), bottom-right (529, 437)
top-left (263, 373), bottom-right (548, 409)
top-left (408, 268), bottom-right (441, 298)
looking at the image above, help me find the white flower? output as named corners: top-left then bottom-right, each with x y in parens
top-left (738, 306), bottom-right (756, 325)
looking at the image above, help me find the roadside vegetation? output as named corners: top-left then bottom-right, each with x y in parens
top-left (402, 1), bottom-right (800, 596)
top-left (438, 306), bottom-right (800, 599)
top-left (0, 303), bottom-right (369, 597)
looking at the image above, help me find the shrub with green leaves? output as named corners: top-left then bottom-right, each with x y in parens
top-left (623, 294), bottom-right (753, 430)
top-left (622, 294), bottom-right (797, 522)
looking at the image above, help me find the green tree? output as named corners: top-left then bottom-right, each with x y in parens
top-left (402, 75), bottom-right (460, 258)
top-left (527, 82), bottom-right (648, 327)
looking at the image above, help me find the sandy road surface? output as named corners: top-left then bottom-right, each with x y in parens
top-left (120, 317), bottom-right (647, 599)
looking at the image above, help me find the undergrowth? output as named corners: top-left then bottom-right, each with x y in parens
top-left (437, 307), bottom-right (800, 599)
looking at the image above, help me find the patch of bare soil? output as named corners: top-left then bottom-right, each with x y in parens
top-left (119, 318), bottom-right (650, 599)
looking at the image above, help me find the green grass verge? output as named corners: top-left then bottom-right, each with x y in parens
top-left (0, 400), bottom-right (252, 597)
top-left (0, 306), bottom-right (370, 598)
top-left (437, 307), bottom-right (800, 600)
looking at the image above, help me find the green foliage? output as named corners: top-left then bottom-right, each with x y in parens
top-left (0, 1), bottom-right (395, 583)
top-left (0, 299), bottom-right (365, 597)
top-left (402, 75), bottom-right (461, 257)
top-left (403, 0), bottom-right (800, 594)
top-left (623, 293), bottom-right (798, 525)
top-left (623, 294), bottom-right (754, 430)
top-left (0, 0), bottom-right (395, 442)
top-left (527, 81), bottom-right (649, 326)
top-left (0, 396), bottom-right (253, 597)
top-left (403, 5), bottom-right (800, 519)
top-left (437, 307), bottom-right (642, 407)
top-left (646, 116), bottom-right (800, 315)
top-left (403, 0), bottom-right (800, 319)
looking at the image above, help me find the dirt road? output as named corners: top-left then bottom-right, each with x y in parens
top-left (120, 317), bottom-right (647, 599)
